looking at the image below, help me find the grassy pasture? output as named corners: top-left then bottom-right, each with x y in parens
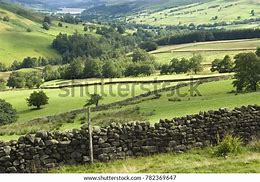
top-left (128, 0), bottom-right (260, 27)
top-left (152, 39), bottom-right (260, 64)
top-left (0, 5), bottom-right (96, 65)
top-left (0, 31), bottom-right (59, 65)
top-left (0, 82), bottom-right (178, 122)
top-left (1, 78), bottom-right (260, 140)
top-left (98, 79), bottom-right (260, 123)
top-left (52, 145), bottom-right (260, 173)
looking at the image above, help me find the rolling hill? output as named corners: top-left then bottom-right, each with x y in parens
top-left (80, 0), bottom-right (209, 20)
top-left (0, 0), bottom-right (91, 65)
top-left (126, 0), bottom-right (260, 28)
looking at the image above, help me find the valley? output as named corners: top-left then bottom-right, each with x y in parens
top-left (0, 0), bottom-right (259, 174)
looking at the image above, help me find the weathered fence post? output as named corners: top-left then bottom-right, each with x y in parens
top-left (88, 107), bottom-right (94, 164)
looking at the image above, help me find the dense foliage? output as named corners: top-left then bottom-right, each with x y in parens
top-left (7, 71), bottom-right (42, 89)
top-left (211, 55), bottom-right (234, 73)
top-left (10, 57), bottom-right (51, 70)
top-left (52, 49), bottom-right (156, 80)
top-left (139, 41), bottom-right (158, 52)
top-left (0, 99), bottom-right (18, 125)
top-left (157, 29), bottom-right (260, 45)
top-left (52, 31), bottom-right (137, 63)
top-left (160, 55), bottom-right (203, 75)
top-left (233, 52), bottom-right (260, 92)
top-left (27, 91), bottom-right (49, 109)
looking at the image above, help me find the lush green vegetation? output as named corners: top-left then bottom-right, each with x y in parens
top-left (104, 79), bottom-right (260, 123)
top-left (157, 29), bottom-right (260, 46)
top-left (81, 0), bottom-right (208, 21)
top-left (26, 90), bottom-right (49, 109)
top-left (0, 2), bottom-right (96, 65)
top-left (127, 0), bottom-right (260, 29)
top-left (0, 82), bottom-right (178, 123)
top-left (152, 39), bottom-right (260, 64)
top-left (2, 77), bottom-right (260, 140)
top-left (233, 52), bottom-right (260, 92)
top-left (51, 141), bottom-right (260, 173)
top-left (0, 99), bottom-right (17, 125)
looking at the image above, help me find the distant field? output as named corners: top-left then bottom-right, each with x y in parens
top-left (128, 0), bottom-right (260, 28)
top-left (151, 39), bottom-right (260, 64)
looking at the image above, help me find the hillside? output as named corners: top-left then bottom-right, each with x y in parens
top-left (126, 0), bottom-right (260, 29)
top-left (0, 1), bottom-right (90, 65)
top-left (12, 0), bottom-right (208, 10)
top-left (80, 0), bottom-right (208, 20)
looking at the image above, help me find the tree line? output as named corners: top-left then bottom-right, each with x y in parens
top-left (2, 49), bottom-right (157, 89)
top-left (45, 49), bottom-right (157, 81)
top-left (160, 55), bottom-right (203, 75)
top-left (157, 29), bottom-right (260, 46)
top-left (52, 31), bottom-right (137, 64)
top-left (0, 57), bottom-right (61, 72)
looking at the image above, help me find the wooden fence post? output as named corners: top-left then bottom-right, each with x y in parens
top-left (88, 107), bottom-right (94, 164)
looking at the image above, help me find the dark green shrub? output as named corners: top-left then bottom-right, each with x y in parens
top-left (168, 97), bottom-right (182, 102)
top-left (0, 99), bottom-right (18, 125)
top-left (26, 28), bottom-right (32, 32)
top-left (42, 22), bottom-right (50, 30)
top-left (3, 16), bottom-right (10, 22)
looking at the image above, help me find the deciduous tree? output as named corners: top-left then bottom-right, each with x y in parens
top-left (27, 91), bottom-right (49, 109)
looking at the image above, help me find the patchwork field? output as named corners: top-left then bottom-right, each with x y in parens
top-left (128, 0), bottom-right (260, 28)
top-left (0, 82), bottom-right (180, 123)
top-left (0, 0), bottom-right (259, 175)
top-left (152, 39), bottom-right (260, 64)
top-left (96, 79), bottom-right (260, 123)
top-left (2, 77), bottom-right (260, 141)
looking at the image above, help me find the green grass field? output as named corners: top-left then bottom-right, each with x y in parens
top-left (0, 82), bottom-right (178, 122)
top-left (2, 78), bottom-right (260, 140)
top-left (151, 39), bottom-right (260, 64)
top-left (97, 79), bottom-right (260, 123)
top-left (128, 0), bottom-right (260, 28)
top-left (0, 5), bottom-right (96, 65)
top-left (51, 145), bottom-right (260, 173)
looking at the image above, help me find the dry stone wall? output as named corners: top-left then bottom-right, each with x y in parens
top-left (0, 105), bottom-right (259, 173)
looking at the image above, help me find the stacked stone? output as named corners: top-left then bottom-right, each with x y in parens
top-left (0, 105), bottom-right (259, 173)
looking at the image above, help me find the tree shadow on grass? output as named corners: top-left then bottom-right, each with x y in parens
top-left (18, 108), bottom-right (43, 115)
